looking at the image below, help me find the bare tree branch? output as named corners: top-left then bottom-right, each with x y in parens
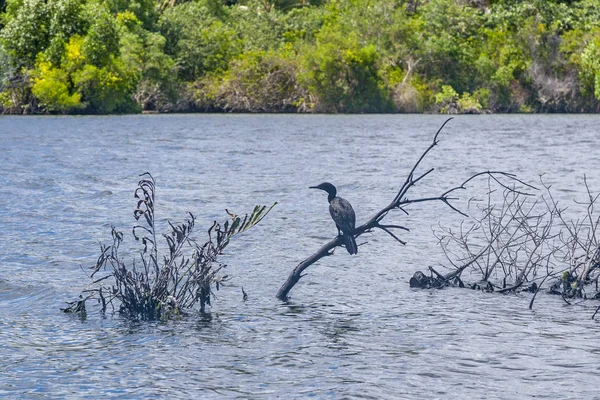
top-left (277, 119), bottom-right (531, 301)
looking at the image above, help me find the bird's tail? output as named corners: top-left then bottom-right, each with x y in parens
top-left (345, 234), bottom-right (358, 255)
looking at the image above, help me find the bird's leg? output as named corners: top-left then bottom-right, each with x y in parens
top-left (335, 225), bottom-right (347, 250)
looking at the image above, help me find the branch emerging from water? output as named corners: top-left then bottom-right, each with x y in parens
top-left (420, 175), bottom-right (600, 317)
top-left (276, 119), bottom-right (532, 301)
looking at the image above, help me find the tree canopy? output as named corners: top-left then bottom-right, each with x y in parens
top-left (1, 0), bottom-right (599, 114)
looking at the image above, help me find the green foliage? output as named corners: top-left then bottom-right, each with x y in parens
top-left (229, 4), bottom-right (287, 51)
top-left (72, 61), bottom-right (138, 113)
top-left (31, 57), bottom-right (82, 112)
top-left (0, 42), bottom-right (11, 83)
top-left (159, 2), bottom-right (241, 81)
top-left (30, 32), bottom-right (138, 114)
top-left (193, 49), bottom-right (307, 112)
top-left (104, 0), bottom-right (156, 30)
top-left (413, 0), bottom-right (483, 95)
top-left (82, 4), bottom-right (120, 66)
top-left (302, 27), bottom-right (393, 112)
top-left (119, 12), bottom-right (177, 110)
top-left (49, 0), bottom-right (88, 39)
top-left (435, 85), bottom-right (484, 114)
top-left (0, 0), bottom-right (50, 67)
top-left (2, 0), bottom-right (600, 113)
top-left (458, 92), bottom-right (484, 114)
top-left (280, 6), bottom-right (324, 44)
top-left (580, 36), bottom-right (600, 99)
top-left (0, 0), bottom-right (88, 67)
top-left (435, 85), bottom-right (459, 112)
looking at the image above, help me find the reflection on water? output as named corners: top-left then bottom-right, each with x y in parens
top-left (1, 114), bottom-right (600, 398)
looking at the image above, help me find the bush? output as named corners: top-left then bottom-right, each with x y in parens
top-left (301, 27), bottom-right (393, 112)
top-left (31, 59), bottom-right (82, 112)
top-left (435, 85), bottom-right (459, 114)
top-left (159, 2), bottom-right (241, 81)
top-left (4, 0), bottom-right (600, 113)
top-left (193, 50), bottom-right (308, 112)
top-left (435, 85), bottom-right (484, 114)
top-left (64, 173), bottom-right (276, 319)
top-left (0, 0), bottom-right (51, 68)
top-left (580, 37), bottom-right (600, 100)
top-left (119, 14), bottom-right (178, 111)
top-left (72, 61), bottom-right (138, 113)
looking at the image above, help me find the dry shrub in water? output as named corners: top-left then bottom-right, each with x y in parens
top-left (424, 176), bottom-right (600, 315)
top-left (63, 173), bottom-right (275, 319)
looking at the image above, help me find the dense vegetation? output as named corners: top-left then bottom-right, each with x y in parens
top-left (1, 0), bottom-right (600, 114)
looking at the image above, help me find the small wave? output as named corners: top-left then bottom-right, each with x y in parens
top-left (91, 190), bottom-right (114, 198)
top-left (0, 279), bottom-right (55, 305)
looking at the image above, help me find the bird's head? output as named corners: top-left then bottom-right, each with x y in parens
top-left (309, 182), bottom-right (337, 198)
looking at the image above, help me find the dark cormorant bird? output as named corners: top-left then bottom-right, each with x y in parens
top-left (310, 182), bottom-right (358, 255)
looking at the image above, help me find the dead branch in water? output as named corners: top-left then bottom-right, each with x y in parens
top-left (422, 175), bottom-right (600, 317)
top-left (277, 119), bottom-right (531, 300)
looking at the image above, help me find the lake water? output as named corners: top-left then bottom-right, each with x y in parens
top-left (1, 114), bottom-right (600, 399)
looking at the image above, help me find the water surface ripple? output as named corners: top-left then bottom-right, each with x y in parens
top-left (1, 114), bottom-right (600, 398)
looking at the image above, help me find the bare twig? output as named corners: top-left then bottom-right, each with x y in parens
top-left (433, 174), bottom-right (600, 316)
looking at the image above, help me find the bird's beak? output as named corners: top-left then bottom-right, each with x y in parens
top-left (309, 186), bottom-right (318, 189)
